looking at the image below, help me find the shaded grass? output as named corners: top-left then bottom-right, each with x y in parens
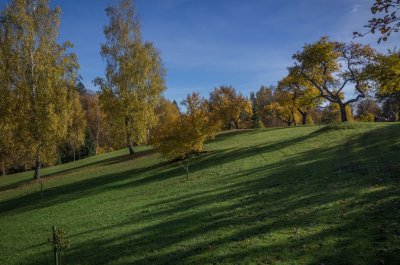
top-left (0, 123), bottom-right (399, 264)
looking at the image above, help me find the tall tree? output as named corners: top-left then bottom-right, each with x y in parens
top-left (0, 9), bottom-right (17, 175)
top-left (252, 86), bottom-right (277, 127)
top-left (249, 92), bottom-right (262, 128)
top-left (291, 37), bottom-right (375, 122)
top-left (0, 0), bottom-right (79, 179)
top-left (96, 0), bottom-right (165, 156)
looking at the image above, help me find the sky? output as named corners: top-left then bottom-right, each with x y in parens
top-left (0, 0), bottom-right (399, 102)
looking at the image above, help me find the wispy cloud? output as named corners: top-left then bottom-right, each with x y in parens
top-left (350, 4), bottom-right (360, 14)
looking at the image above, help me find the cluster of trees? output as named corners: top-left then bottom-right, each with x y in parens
top-left (0, 0), bottom-right (166, 178)
top-left (0, 0), bottom-right (85, 178)
top-left (252, 37), bottom-right (399, 127)
top-left (1, 0), bottom-right (399, 178)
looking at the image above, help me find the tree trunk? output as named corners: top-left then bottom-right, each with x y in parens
top-left (125, 115), bottom-right (135, 157)
top-left (34, 155), bottom-right (41, 180)
top-left (73, 148), bottom-right (76, 162)
top-left (298, 108), bottom-right (308, 125)
top-left (185, 162), bottom-right (189, 181)
top-left (2, 161), bottom-right (5, 176)
top-left (302, 112), bottom-right (307, 125)
top-left (128, 143), bottom-right (135, 156)
top-left (339, 103), bottom-right (348, 122)
top-left (290, 110), bottom-right (297, 126)
top-left (234, 120), bottom-right (239, 129)
top-left (96, 114), bottom-right (100, 155)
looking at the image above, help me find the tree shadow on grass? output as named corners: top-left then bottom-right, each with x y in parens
top-left (0, 149), bottom-right (156, 194)
top-left (24, 124), bottom-right (400, 264)
top-left (0, 128), bottom-right (319, 217)
top-left (0, 155), bottom-right (172, 217)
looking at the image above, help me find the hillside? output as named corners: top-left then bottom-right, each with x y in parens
top-left (0, 123), bottom-right (399, 265)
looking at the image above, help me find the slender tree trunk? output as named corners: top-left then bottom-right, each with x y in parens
top-left (290, 109), bottom-right (297, 126)
top-left (96, 112), bottom-right (100, 155)
top-left (34, 154), bottom-right (41, 180)
top-left (73, 148), bottom-right (76, 162)
top-left (185, 163), bottom-right (189, 181)
top-left (2, 161), bottom-right (5, 176)
top-left (125, 115), bottom-right (135, 156)
top-left (179, 158), bottom-right (189, 181)
top-left (234, 120), bottom-right (239, 129)
top-left (339, 103), bottom-right (348, 122)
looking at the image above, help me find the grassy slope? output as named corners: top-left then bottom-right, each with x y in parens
top-left (0, 123), bottom-right (399, 265)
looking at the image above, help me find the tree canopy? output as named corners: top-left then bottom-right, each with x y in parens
top-left (291, 37), bottom-right (376, 122)
top-left (0, 0), bottom-right (80, 179)
top-left (95, 0), bottom-right (165, 156)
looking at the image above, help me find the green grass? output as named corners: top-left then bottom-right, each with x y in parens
top-left (0, 123), bottom-right (399, 265)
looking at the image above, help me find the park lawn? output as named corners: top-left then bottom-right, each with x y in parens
top-left (0, 123), bottom-right (399, 265)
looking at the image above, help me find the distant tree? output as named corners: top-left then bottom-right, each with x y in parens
top-left (249, 92), bottom-right (262, 128)
top-left (150, 93), bottom-right (219, 180)
top-left (277, 71), bottom-right (322, 125)
top-left (0, 0), bottom-right (79, 179)
top-left (154, 98), bottom-right (181, 125)
top-left (251, 86), bottom-right (278, 127)
top-left (377, 91), bottom-right (400, 120)
top-left (266, 89), bottom-right (299, 126)
top-left (355, 98), bottom-right (381, 121)
top-left (354, 0), bottom-right (400, 42)
top-left (209, 86), bottom-right (252, 129)
top-left (291, 37), bottom-right (376, 122)
top-left (75, 81), bottom-right (87, 95)
top-left (79, 91), bottom-right (108, 154)
top-left (66, 91), bottom-right (87, 161)
top-left (96, 0), bottom-right (165, 156)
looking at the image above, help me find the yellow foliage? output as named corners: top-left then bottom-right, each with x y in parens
top-left (97, 0), bottom-right (165, 154)
top-left (151, 93), bottom-right (219, 160)
top-left (267, 90), bottom-right (299, 126)
top-left (357, 113), bottom-right (375, 122)
top-left (67, 91), bottom-right (87, 152)
top-left (0, 0), bottom-right (80, 177)
top-left (209, 86), bottom-right (252, 129)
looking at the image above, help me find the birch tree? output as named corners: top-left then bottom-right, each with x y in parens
top-left (96, 0), bottom-right (165, 156)
top-left (0, 0), bottom-right (79, 179)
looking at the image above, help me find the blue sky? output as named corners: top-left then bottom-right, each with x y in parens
top-left (1, 0), bottom-right (399, 102)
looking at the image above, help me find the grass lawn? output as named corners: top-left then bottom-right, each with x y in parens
top-left (0, 123), bottom-right (399, 264)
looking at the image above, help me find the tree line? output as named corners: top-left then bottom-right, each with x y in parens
top-left (0, 0), bottom-right (399, 178)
